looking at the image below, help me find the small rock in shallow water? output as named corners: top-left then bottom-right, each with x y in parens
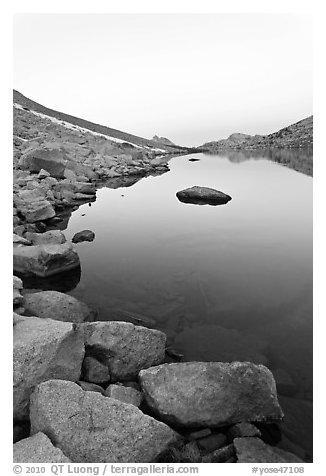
top-left (72, 230), bottom-right (95, 243)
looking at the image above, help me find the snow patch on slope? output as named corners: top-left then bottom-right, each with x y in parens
top-left (13, 103), bottom-right (166, 153)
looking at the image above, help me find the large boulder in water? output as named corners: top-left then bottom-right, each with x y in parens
top-left (30, 380), bottom-right (180, 463)
top-left (13, 316), bottom-right (85, 421)
top-left (234, 437), bottom-right (304, 463)
top-left (139, 362), bottom-right (283, 428)
top-left (19, 147), bottom-right (66, 179)
top-left (13, 432), bottom-right (71, 463)
top-left (176, 186), bottom-right (232, 205)
top-left (13, 243), bottom-right (80, 277)
top-left (24, 290), bottom-right (96, 323)
top-left (82, 321), bottom-right (166, 381)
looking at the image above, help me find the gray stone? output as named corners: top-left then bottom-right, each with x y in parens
top-left (14, 316), bottom-right (84, 421)
top-left (13, 276), bottom-right (24, 308)
top-left (82, 356), bottom-right (110, 384)
top-left (74, 182), bottom-right (96, 195)
top-left (24, 230), bottom-right (66, 245)
top-left (24, 290), bottom-right (95, 323)
top-left (228, 422), bottom-right (261, 439)
top-left (19, 147), bottom-right (66, 178)
top-left (72, 230), bottom-right (95, 243)
top-left (13, 243), bottom-right (80, 277)
top-left (37, 169), bottom-right (50, 179)
top-left (14, 432), bottom-right (71, 463)
top-left (13, 234), bottom-right (31, 246)
top-left (202, 444), bottom-right (236, 463)
top-left (30, 380), bottom-right (180, 463)
top-left (14, 196), bottom-right (55, 223)
top-left (176, 186), bottom-right (232, 206)
top-left (234, 437), bottom-right (304, 463)
top-left (104, 384), bottom-right (143, 407)
top-left (139, 362), bottom-right (283, 428)
top-left (82, 321), bottom-right (166, 381)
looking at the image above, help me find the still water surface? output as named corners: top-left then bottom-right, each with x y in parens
top-left (62, 151), bottom-right (312, 458)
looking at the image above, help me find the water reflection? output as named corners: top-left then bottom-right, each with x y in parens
top-left (206, 147), bottom-right (313, 176)
top-left (42, 152), bottom-right (312, 460)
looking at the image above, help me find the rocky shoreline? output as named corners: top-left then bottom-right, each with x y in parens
top-left (13, 97), bottom-right (310, 464)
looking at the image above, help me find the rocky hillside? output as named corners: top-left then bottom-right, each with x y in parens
top-left (152, 135), bottom-right (175, 146)
top-left (202, 116), bottom-right (313, 151)
top-left (13, 90), bottom-right (194, 154)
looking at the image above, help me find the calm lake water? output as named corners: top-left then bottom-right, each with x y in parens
top-left (57, 150), bottom-right (313, 458)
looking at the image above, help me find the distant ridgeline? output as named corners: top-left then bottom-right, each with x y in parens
top-left (201, 116), bottom-right (313, 151)
top-left (13, 90), bottom-right (198, 155)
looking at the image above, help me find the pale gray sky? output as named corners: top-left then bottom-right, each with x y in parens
top-left (13, 14), bottom-right (312, 146)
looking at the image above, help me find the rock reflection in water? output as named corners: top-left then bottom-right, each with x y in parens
top-left (21, 265), bottom-right (81, 293)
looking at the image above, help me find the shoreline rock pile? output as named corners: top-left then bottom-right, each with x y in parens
top-left (13, 279), bottom-right (306, 463)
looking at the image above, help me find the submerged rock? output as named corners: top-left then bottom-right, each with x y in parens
top-left (13, 432), bottom-right (71, 463)
top-left (72, 230), bottom-right (95, 243)
top-left (139, 362), bottom-right (283, 428)
top-left (13, 243), bottom-right (80, 277)
top-left (13, 316), bottom-right (84, 421)
top-left (234, 437), bottom-right (304, 463)
top-left (82, 321), bottom-right (166, 381)
top-left (24, 290), bottom-right (96, 323)
top-left (176, 186), bottom-right (232, 206)
top-left (30, 380), bottom-right (180, 463)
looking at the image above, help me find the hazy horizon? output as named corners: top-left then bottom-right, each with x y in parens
top-left (14, 14), bottom-right (312, 146)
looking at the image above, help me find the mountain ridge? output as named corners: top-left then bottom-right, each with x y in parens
top-left (201, 116), bottom-right (313, 151)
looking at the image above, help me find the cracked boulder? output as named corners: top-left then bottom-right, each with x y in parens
top-left (82, 321), bottom-right (166, 381)
top-left (139, 362), bottom-right (283, 428)
top-left (30, 380), bottom-right (179, 463)
top-left (14, 316), bottom-right (84, 421)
